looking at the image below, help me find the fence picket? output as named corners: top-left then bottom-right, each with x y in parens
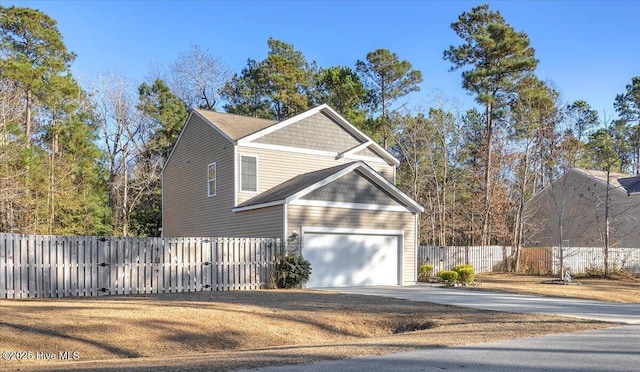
top-left (216, 238), bottom-right (223, 291)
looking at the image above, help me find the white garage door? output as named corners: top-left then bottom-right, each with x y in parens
top-left (302, 230), bottom-right (400, 287)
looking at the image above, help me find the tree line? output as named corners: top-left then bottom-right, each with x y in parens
top-left (1, 5), bottom-right (639, 257)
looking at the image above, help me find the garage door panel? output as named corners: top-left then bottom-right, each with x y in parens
top-left (303, 232), bottom-right (399, 287)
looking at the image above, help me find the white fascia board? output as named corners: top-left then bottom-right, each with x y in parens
top-left (289, 199), bottom-right (410, 212)
top-left (336, 141), bottom-right (373, 159)
top-left (301, 226), bottom-right (404, 236)
top-left (237, 105), bottom-right (327, 144)
top-left (238, 141), bottom-right (339, 158)
top-left (232, 200), bottom-right (285, 212)
top-left (343, 154), bottom-right (389, 164)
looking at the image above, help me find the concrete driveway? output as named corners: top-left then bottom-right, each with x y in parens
top-left (331, 285), bottom-right (640, 324)
top-left (239, 285), bottom-right (640, 372)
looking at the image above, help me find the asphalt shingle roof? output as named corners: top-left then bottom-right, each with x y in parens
top-left (236, 162), bottom-right (358, 208)
top-left (618, 176), bottom-right (640, 194)
top-left (195, 109), bottom-right (277, 141)
top-left (574, 168), bottom-right (638, 193)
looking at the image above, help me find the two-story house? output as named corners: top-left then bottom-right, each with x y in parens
top-left (162, 104), bottom-right (423, 287)
top-left (526, 168), bottom-right (640, 248)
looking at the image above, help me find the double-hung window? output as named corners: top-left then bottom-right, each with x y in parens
top-left (207, 162), bottom-right (217, 197)
top-left (241, 155), bottom-right (257, 192)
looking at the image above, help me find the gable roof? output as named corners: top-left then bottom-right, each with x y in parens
top-left (165, 105), bottom-right (400, 175)
top-left (194, 109), bottom-right (277, 141)
top-left (237, 104), bottom-right (399, 165)
top-left (527, 167), bottom-right (639, 207)
top-left (233, 161), bottom-right (423, 214)
top-left (573, 168), bottom-right (637, 195)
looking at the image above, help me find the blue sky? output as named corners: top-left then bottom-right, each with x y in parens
top-left (4, 0), bottom-right (640, 119)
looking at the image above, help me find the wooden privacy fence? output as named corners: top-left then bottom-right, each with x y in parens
top-left (0, 233), bottom-right (281, 299)
top-left (418, 246), bottom-right (511, 274)
top-left (418, 245), bottom-right (640, 275)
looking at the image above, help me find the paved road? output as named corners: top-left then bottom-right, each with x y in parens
top-left (242, 325), bottom-right (639, 372)
top-left (239, 286), bottom-right (640, 372)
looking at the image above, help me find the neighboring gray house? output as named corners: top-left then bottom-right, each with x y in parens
top-left (162, 104), bottom-right (423, 287)
top-left (525, 168), bottom-right (640, 248)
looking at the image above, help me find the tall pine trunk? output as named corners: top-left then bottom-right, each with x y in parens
top-left (25, 89), bottom-right (32, 147)
top-left (481, 102), bottom-right (493, 246)
top-left (604, 169), bottom-right (611, 277)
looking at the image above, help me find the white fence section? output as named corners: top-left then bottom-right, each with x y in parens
top-left (418, 245), bottom-right (640, 275)
top-left (417, 245), bottom-right (511, 274)
top-left (0, 233), bottom-right (281, 299)
top-left (553, 246), bottom-right (640, 275)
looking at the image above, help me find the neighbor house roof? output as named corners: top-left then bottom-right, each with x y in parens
top-left (194, 109), bottom-right (277, 141)
top-left (573, 168), bottom-right (638, 195)
top-left (618, 176), bottom-right (640, 195)
top-left (233, 161), bottom-right (424, 213)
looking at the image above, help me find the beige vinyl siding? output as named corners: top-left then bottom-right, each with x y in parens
top-left (254, 112), bottom-right (362, 152)
top-left (163, 115), bottom-right (286, 238)
top-left (163, 114), bottom-right (235, 237)
top-left (286, 205), bottom-right (416, 284)
top-left (301, 171), bottom-right (402, 206)
top-left (235, 147), bottom-right (395, 204)
top-left (225, 206), bottom-right (284, 238)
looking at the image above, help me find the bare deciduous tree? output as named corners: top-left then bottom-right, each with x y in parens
top-left (170, 45), bottom-right (231, 110)
top-left (91, 73), bottom-right (150, 236)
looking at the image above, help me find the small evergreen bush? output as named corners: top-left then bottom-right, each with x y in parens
top-left (437, 270), bottom-right (458, 285)
top-left (273, 253), bottom-right (312, 289)
top-left (418, 264), bottom-right (434, 282)
top-left (452, 264), bottom-right (475, 285)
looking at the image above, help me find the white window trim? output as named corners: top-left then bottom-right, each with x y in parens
top-left (240, 154), bottom-right (258, 193)
top-left (207, 162), bottom-right (217, 197)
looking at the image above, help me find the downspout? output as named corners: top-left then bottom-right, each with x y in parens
top-left (414, 213), bottom-right (419, 285)
top-left (283, 203), bottom-right (288, 255)
top-left (161, 171), bottom-right (164, 237)
top-left (233, 145), bottom-right (238, 206)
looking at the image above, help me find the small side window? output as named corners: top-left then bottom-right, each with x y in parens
top-left (241, 156), bottom-right (257, 192)
top-left (207, 162), bottom-right (217, 197)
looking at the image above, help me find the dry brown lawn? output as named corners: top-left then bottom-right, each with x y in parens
top-left (474, 273), bottom-right (640, 303)
top-left (0, 276), bottom-right (630, 371)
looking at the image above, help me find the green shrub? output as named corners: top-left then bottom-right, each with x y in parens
top-left (437, 270), bottom-right (458, 285)
top-left (452, 264), bottom-right (475, 284)
top-left (273, 253), bottom-right (312, 289)
top-left (418, 264), bottom-right (434, 282)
